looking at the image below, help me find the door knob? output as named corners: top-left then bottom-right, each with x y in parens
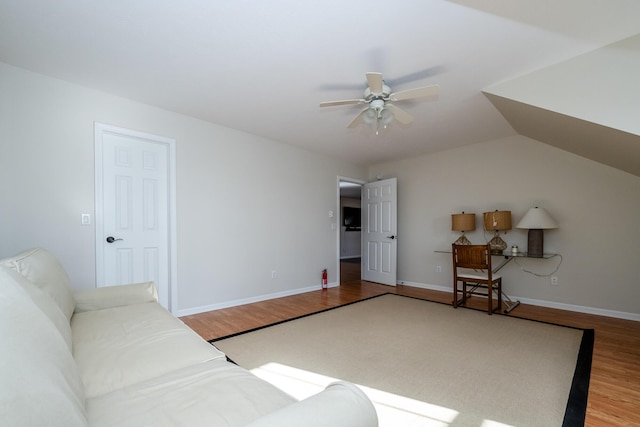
top-left (106, 236), bottom-right (123, 243)
top-left (387, 235), bottom-right (397, 240)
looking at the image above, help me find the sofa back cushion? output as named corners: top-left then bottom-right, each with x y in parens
top-left (1, 248), bottom-right (76, 321)
top-left (72, 302), bottom-right (226, 397)
top-left (2, 266), bottom-right (73, 350)
top-left (0, 267), bottom-right (87, 427)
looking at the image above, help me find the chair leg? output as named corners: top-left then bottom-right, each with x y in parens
top-left (497, 279), bottom-right (503, 311)
top-left (453, 279), bottom-right (458, 308)
top-left (462, 281), bottom-right (467, 305)
top-left (487, 281), bottom-right (492, 315)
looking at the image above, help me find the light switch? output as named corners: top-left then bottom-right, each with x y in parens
top-left (81, 214), bottom-right (91, 225)
top-left (328, 210), bottom-right (334, 218)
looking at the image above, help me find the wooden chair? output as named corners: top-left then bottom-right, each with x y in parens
top-left (452, 243), bottom-right (502, 314)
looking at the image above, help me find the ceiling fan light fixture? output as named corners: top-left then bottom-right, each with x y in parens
top-left (363, 107), bottom-right (377, 125)
top-left (380, 108), bottom-right (393, 125)
top-left (374, 107), bottom-right (394, 135)
top-left (365, 99), bottom-right (386, 131)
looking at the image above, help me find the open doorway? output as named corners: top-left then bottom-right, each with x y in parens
top-left (338, 178), bottom-right (364, 284)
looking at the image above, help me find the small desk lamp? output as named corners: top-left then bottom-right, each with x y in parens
top-left (451, 212), bottom-right (475, 245)
top-left (483, 210), bottom-right (512, 255)
top-left (516, 207), bottom-right (558, 257)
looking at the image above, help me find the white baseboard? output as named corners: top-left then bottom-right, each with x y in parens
top-left (176, 282), bottom-right (339, 317)
top-left (399, 280), bottom-right (451, 294)
top-left (399, 280), bottom-right (640, 322)
top-left (178, 279), bottom-right (639, 321)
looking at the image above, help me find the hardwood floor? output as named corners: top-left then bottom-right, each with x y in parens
top-left (181, 262), bottom-right (640, 427)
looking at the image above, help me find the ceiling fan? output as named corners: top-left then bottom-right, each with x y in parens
top-left (319, 72), bottom-right (439, 134)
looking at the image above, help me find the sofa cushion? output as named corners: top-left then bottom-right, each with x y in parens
top-left (1, 248), bottom-right (76, 321)
top-left (0, 267), bottom-right (87, 427)
top-left (73, 281), bottom-right (158, 313)
top-left (1, 265), bottom-right (72, 350)
top-left (86, 359), bottom-right (295, 427)
top-left (72, 302), bottom-right (226, 397)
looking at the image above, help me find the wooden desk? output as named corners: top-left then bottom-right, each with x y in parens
top-left (435, 250), bottom-right (560, 313)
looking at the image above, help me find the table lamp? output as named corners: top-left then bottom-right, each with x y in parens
top-left (516, 207), bottom-right (558, 257)
top-left (451, 212), bottom-right (475, 245)
top-left (483, 210), bottom-right (512, 255)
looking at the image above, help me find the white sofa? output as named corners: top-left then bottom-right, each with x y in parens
top-left (0, 248), bottom-right (378, 427)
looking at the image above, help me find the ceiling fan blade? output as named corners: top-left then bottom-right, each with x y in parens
top-left (347, 108), bottom-right (370, 128)
top-left (386, 104), bottom-right (413, 125)
top-left (384, 66), bottom-right (446, 87)
top-left (319, 99), bottom-right (365, 107)
top-left (366, 72), bottom-right (384, 94)
top-left (390, 84), bottom-right (439, 101)
top-left (318, 83), bottom-right (366, 91)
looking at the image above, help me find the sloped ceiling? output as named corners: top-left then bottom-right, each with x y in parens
top-left (484, 35), bottom-right (640, 177)
top-left (0, 1), bottom-right (639, 170)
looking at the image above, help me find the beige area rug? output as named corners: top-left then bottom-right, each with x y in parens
top-left (211, 294), bottom-right (592, 427)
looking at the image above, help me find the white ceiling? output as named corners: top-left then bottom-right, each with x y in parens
top-left (1, 1), bottom-right (639, 166)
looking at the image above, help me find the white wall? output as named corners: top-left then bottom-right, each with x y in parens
top-left (368, 136), bottom-right (640, 318)
top-left (0, 62), bottom-right (367, 314)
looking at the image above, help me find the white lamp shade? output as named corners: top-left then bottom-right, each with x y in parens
top-left (516, 207), bottom-right (558, 229)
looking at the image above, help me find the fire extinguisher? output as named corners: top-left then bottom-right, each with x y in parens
top-left (322, 269), bottom-right (328, 289)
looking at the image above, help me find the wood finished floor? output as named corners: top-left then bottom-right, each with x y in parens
top-left (181, 260), bottom-right (640, 427)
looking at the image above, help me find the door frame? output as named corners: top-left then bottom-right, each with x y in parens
top-left (336, 176), bottom-right (366, 285)
top-left (94, 122), bottom-right (178, 314)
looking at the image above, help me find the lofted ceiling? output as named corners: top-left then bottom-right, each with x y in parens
top-left (1, 1), bottom-right (639, 169)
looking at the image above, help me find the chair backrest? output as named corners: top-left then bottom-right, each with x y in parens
top-left (452, 243), bottom-right (492, 271)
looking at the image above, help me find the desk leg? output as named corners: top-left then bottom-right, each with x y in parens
top-left (492, 257), bottom-right (521, 313)
top-left (501, 293), bottom-right (521, 313)
top-left (493, 257), bottom-right (513, 274)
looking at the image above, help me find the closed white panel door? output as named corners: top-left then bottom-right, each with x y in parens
top-left (362, 177), bottom-right (397, 286)
top-left (95, 124), bottom-right (174, 310)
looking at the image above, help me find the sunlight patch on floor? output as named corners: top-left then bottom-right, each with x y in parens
top-left (480, 420), bottom-right (514, 427)
top-left (251, 362), bottom-right (459, 427)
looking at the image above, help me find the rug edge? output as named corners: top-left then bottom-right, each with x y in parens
top-left (562, 328), bottom-right (594, 427)
top-left (208, 292), bottom-right (392, 344)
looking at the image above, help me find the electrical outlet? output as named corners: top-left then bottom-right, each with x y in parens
top-left (551, 276), bottom-right (558, 285)
top-left (436, 265), bottom-right (442, 273)
top-left (271, 270), bottom-right (277, 279)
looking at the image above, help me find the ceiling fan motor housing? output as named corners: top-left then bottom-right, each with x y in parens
top-left (364, 84), bottom-right (391, 101)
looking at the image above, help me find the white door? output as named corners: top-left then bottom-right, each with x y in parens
top-left (361, 177), bottom-right (397, 286)
top-left (95, 123), bottom-right (176, 311)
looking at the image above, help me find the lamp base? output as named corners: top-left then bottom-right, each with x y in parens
top-left (453, 234), bottom-right (472, 245)
top-left (527, 229), bottom-right (544, 257)
top-left (488, 234), bottom-right (507, 255)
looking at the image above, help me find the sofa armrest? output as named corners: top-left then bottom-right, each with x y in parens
top-left (245, 381), bottom-right (378, 427)
top-left (73, 281), bottom-right (158, 313)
